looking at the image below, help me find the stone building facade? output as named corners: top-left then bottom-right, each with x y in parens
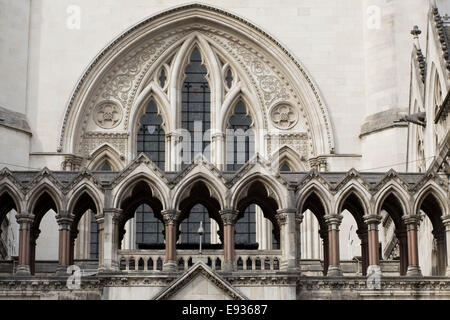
top-left (0, 0), bottom-right (449, 300)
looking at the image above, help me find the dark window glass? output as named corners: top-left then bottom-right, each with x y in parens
top-left (135, 204), bottom-right (165, 248)
top-left (181, 48), bottom-right (210, 166)
top-left (180, 204), bottom-right (211, 244)
top-left (280, 163), bottom-right (291, 172)
top-left (225, 68), bottom-right (233, 89)
top-left (137, 100), bottom-right (165, 170)
top-left (272, 224), bottom-right (280, 249)
top-left (235, 205), bottom-right (256, 245)
top-left (90, 211), bottom-right (99, 259)
top-left (100, 161), bottom-right (112, 171)
top-left (226, 100), bottom-right (254, 171)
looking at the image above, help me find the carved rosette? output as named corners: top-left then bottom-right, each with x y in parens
top-left (270, 103), bottom-right (298, 129)
top-left (94, 101), bottom-right (123, 129)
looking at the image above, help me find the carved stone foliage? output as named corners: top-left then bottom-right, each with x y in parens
top-left (226, 41), bottom-right (290, 107)
top-left (82, 132), bottom-right (128, 157)
top-left (270, 103), bottom-right (298, 129)
top-left (266, 133), bottom-right (308, 159)
top-left (93, 101), bottom-right (122, 129)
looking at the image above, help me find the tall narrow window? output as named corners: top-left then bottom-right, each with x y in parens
top-left (90, 211), bottom-right (99, 259)
top-left (226, 100), bottom-right (254, 171)
top-left (134, 100), bottom-right (166, 248)
top-left (181, 47), bottom-right (211, 166)
top-left (137, 100), bottom-right (165, 170)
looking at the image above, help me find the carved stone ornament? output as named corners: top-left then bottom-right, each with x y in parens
top-left (93, 101), bottom-right (123, 129)
top-left (270, 103), bottom-right (298, 129)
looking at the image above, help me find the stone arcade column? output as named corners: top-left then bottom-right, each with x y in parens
top-left (15, 213), bottom-right (34, 275)
top-left (276, 208), bottom-right (298, 272)
top-left (432, 229), bottom-right (447, 276)
top-left (220, 209), bottom-right (238, 272)
top-left (364, 214), bottom-right (382, 275)
top-left (295, 212), bottom-right (304, 267)
top-left (403, 215), bottom-right (422, 277)
top-left (395, 230), bottom-right (408, 276)
top-left (56, 214), bottom-right (74, 274)
top-left (161, 209), bottom-right (180, 272)
top-left (324, 214), bottom-right (343, 276)
top-left (319, 229), bottom-right (329, 275)
top-left (441, 216), bottom-right (450, 277)
top-left (357, 230), bottom-right (369, 276)
top-left (98, 208), bottom-right (122, 273)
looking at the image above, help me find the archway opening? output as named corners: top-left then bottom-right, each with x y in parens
top-left (299, 192), bottom-right (328, 275)
top-left (30, 192), bottom-right (59, 275)
top-left (0, 191), bottom-right (19, 261)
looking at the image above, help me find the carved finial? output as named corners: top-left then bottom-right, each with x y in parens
top-left (411, 25), bottom-right (422, 49)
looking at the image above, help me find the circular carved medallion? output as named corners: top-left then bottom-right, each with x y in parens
top-left (94, 101), bottom-right (123, 129)
top-left (270, 103), bottom-right (298, 129)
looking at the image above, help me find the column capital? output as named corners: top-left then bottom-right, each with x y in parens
top-left (102, 208), bottom-right (123, 223)
top-left (295, 212), bottom-right (303, 224)
top-left (161, 209), bottom-right (181, 225)
top-left (363, 214), bottom-right (382, 230)
top-left (56, 214), bottom-right (74, 230)
top-left (15, 213), bottom-right (35, 225)
top-left (441, 215), bottom-right (450, 228)
top-left (402, 215), bottom-right (421, 230)
top-left (324, 214), bottom-right (343, 229)
top-left (276, 208), bottom-right (296, 226)
top-left (219, 209), bottom-right (238, 225)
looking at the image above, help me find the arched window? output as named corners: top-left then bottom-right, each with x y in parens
top-left (226, 100), bottom-right (254, 171)
top-left (235, 207), bottom-right (256, 248)
top-left (137, 100), bottom-right (165, 170)
top-left (181, 47), bottom-right (211, 166)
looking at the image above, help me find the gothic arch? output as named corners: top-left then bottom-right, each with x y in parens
top-left (0, 182), bottom-right (24, 214)
top-left (374, 182), bottom-right (411, 218)
top-left (335, 182), bottom-right (372, 217)
top-left (172, 174), bottom-right (227, 211)
top-left (113, 173), bottom-right (168, 210)
top-left (88, 143), bottom-right (124, 171)
top-left (271, 145), bottom-right (306, 172)
top-left (26, 182), bottom-right (63, 215)
top-left (413, 182), bottom-right (449, 218)
top-left (296, 181), bottom-right (332, 217)
top-left (66, 182), bottom-right (103, 215)
top-left (58, 3), bottom-right (334, 163)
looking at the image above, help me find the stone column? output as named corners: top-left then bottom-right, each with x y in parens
top-left (319, 229), bottom-right (329, 276)
top-left (394, 230), bottom-right (408, 276)
top-left (161, 210), bottom-right (180, 272)
top-left (15, 213), bottom-right (34, 275)
top-left (324, 214), bottom-right (343, 276)
top-left (403, 215), bottom-right (422, 277)
top-left (56, 215), bottom-right (74, 274)
top-left (441, 216), bottom-right (450, 276)
top-left (364, 214), bottom-right (382, 276)
top-left (220, 209), bottom-right (238, 272)
top-left (277, 208), bottom-right (298, 272)
top-left (295, 212), bottom-right (304, 266)
top-left (357, 229), bottom-right (369, 276)
top-left (212, 132), bottom-right (225, 170)
top-left (433, 230), bottom-right (447, 276)
top-left (98, 208), bottom-right (122, 272)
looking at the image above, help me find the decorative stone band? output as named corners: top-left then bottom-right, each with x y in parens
top-left (161, 209), bottom-right (181, 226)
top-left (363, 214), bottom-right (382, 231)
top-left (324, 214), bottom-right (343, 230)
top-left (219, 209), bottom-right (238, 226)
top-left (402, 215), bottom-right (421, 231)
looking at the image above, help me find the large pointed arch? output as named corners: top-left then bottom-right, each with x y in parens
top-left (58, 3), bottom-right (334, 164)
